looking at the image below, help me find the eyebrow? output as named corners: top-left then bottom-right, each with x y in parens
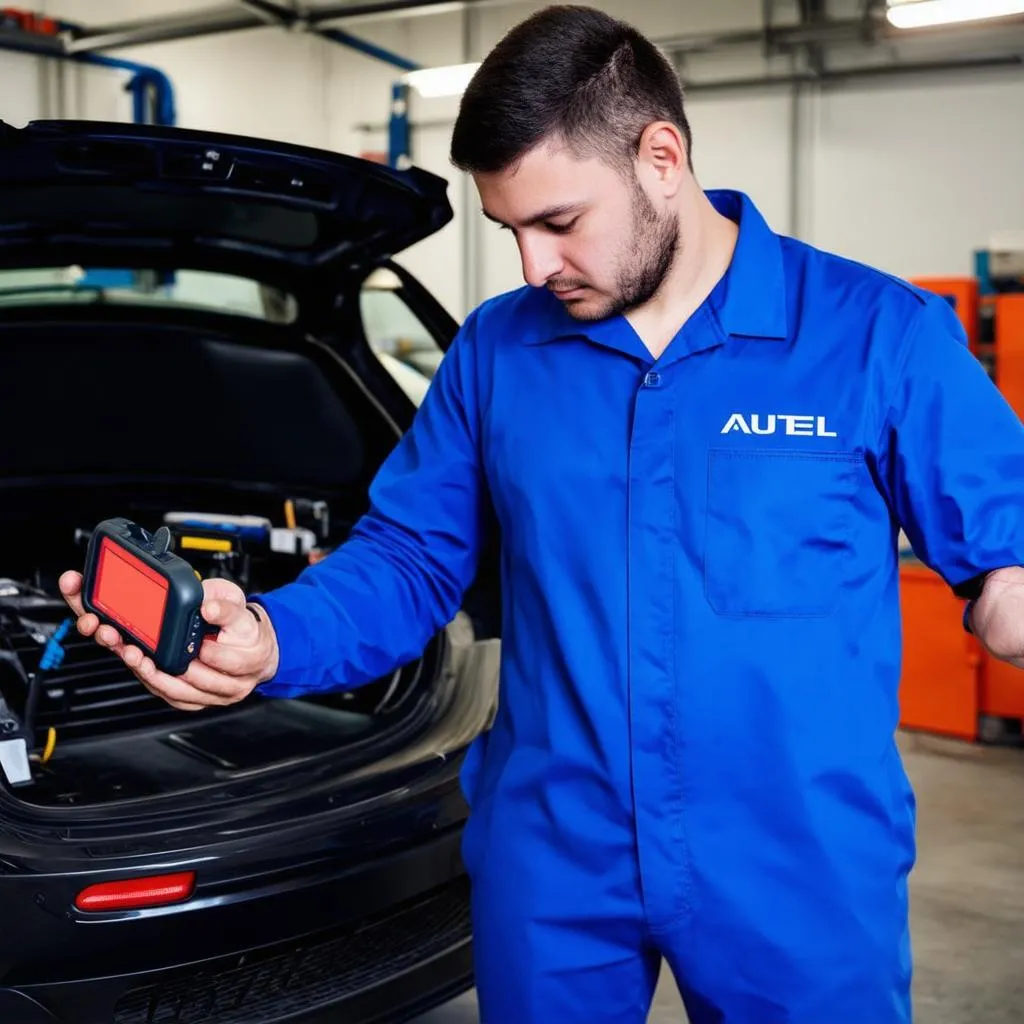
top-left (481, 202), bottom-right (586, 229)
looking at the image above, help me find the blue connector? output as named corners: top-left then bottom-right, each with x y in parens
top-left (39, 619), bottom-right (72, 673)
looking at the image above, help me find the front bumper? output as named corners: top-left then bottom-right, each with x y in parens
top-left (0, 747), bottom-right (474, 1024)
top-left (0, 823), bottom-right (471, 1024)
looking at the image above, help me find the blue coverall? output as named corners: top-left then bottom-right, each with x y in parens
top-left (253, 190), bottom-right (1024, 1022)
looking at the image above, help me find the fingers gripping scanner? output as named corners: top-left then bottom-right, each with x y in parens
top-left (82, 518), bottom-right (214, 676)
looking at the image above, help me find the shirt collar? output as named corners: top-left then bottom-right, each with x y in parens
top-left (521, 188), bottom-right (788, 347)
top-left (704, 188), bottom-right (788, 341)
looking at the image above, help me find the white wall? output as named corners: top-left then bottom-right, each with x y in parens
top-left (687, 91), bottom-right (794, 235)
top-left (0, 50), bottom-right (47, 125)
top-left (805, 69), bottom-right (1024, 279)
top-left (16, 0), bottom-right (1024, 319)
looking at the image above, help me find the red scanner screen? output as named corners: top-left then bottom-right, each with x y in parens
top-left (91, 537), bottom-right (169, 651)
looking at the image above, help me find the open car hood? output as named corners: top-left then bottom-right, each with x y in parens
top-left (0, 119), bottom-right (453, 290)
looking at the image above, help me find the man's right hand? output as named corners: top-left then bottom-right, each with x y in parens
top-left (58, 572), bottom-right (281, 712)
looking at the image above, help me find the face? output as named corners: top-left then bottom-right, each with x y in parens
top-left (474, 139), bottom-right (680, 322)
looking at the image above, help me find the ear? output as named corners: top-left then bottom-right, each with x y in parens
top-left (636, 121), bottom-right (687, 197)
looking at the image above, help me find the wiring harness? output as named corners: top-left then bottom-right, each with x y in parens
top-left (0, 616), bottom-right (71, 786)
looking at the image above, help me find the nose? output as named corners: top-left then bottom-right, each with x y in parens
top-left (518, 233), bottom-right (563, 288)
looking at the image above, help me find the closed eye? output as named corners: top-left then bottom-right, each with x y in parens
top-left (481, 206), bottom-right (584, 234)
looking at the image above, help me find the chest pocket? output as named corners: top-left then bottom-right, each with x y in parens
top-left (704, 448), bottom-right (865, 618)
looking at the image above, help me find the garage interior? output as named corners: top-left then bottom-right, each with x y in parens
top-left (2, 1), bottom-right (1024, 1022)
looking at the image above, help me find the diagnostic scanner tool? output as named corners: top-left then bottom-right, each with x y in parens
top-left (81, 518), bottom-right (213, 677)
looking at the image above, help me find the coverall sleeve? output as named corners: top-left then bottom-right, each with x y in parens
top-left (876, 293), bottom-right (1024, 597)
top-left (250, 308), bottom-right (487, 697)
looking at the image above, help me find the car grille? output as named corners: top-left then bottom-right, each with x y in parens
top-left (112, 877), bottom-right (472, 1024)
top-left (4, 613), bottom-right (190, 742)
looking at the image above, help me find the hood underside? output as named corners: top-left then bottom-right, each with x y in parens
top-left (0, 119), bottom-right (454, 292)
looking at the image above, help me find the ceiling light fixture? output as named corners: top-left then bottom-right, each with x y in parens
top-left (886, 0), bottom-right (1024, 29)
top-left (402, 62), bottom-right (481, 98)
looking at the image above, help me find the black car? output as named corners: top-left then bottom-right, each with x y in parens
top-left (0, 118), bottom-right (502, 1024)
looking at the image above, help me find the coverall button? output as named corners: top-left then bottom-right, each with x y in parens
top-left (642, 371), bottom-right (661, 388)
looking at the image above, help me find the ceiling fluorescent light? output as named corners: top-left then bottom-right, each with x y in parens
top-left (403, 62), bottom-right (481, 98)
top-left (886, 0), bottom-right (1024, 29)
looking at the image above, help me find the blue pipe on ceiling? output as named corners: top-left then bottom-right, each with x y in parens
top-left (318, 27), bottom-right (420, 73)
top-left (76, 52), bottom-right (177, 126)
top-left (56, 19), bottom-right (177, 126)
top-left (0, 17), bottom-right (177, 126)
top-left (318, 27), bottom-right (421, 170)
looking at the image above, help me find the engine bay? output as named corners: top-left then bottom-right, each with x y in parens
top-left (0, 500), bottom-right (431, 806)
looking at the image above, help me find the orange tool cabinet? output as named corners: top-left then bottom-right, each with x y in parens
top-left (898, 275), bottom-right (1024, 743)
top-left (898, 556), bottom-right (1024, 744)
top-left (897, 559), bottom-right (982, 742)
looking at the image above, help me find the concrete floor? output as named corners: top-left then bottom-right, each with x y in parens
top-left (415, 730), bottom-right (1024, 1023)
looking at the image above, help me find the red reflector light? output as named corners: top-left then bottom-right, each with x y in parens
top-left (75, 871), bottom-right (196, 912)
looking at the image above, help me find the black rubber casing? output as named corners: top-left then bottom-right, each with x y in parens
top-left (81, 517), bottom-right (209, 677)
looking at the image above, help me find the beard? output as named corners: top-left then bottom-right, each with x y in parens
top-left (559, 182), bottom-right (679, 323)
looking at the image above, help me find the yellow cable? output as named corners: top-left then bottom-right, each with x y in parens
top-left (180, 536), bottom-right (233, 553)
top-left (41, 727), bottom-right (56, 764)
top-left (284, 499), bottom-right (296, 530)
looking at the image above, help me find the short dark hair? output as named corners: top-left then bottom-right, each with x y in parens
top-left (450, 5), bottom-right (692, 176)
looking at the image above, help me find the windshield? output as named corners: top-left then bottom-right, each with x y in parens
top-left (0, 266), bottom-right (299, 323)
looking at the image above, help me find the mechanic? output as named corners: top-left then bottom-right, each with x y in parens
top-left (60, 6), bottom-right (1024, 1023)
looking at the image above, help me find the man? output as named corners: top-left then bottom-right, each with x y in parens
top-left (60, 5), bottom-right (1024, 1022)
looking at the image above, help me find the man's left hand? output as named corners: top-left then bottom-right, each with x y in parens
top-left (968, 566), bottom-right (1024, 668)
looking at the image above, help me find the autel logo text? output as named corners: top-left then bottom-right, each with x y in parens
top-left (721, 413), bottom-right (838, 438)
